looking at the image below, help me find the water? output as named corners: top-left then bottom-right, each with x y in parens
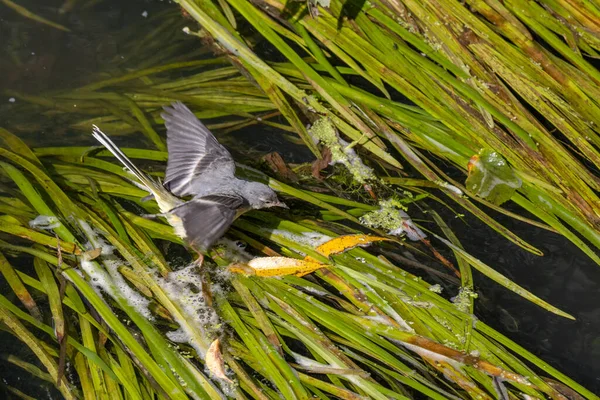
top-left (438, 204), bottom-right (600, 391)
top-left (1, 0), bottom-right (599, 397)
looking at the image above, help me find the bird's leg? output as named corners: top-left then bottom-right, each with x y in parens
top-left (190, 249), bottom-right (213, 307)
top-left (192, 250), bottom-right (204, 267)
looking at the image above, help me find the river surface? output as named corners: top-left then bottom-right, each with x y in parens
top-left (0, 0), bottom-right (598, 397)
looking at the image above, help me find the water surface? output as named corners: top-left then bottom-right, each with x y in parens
top-left (1, 0), bottom-right (598, 396)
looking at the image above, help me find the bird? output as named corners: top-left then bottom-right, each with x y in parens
top-left (92, 101), bottom-right (287, 259)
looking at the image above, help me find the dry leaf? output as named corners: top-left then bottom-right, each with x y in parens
top-left (311, 147), bottom-right (332, 180)
top-left (82, 248), bottom-right (102, 261)
top-left (263, 152), bottom-right (298, 182)
top-left (206, 338), bottom-right (232, 383)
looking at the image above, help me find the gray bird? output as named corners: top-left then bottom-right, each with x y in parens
top-left (92, 101), bottom-right (286, 255)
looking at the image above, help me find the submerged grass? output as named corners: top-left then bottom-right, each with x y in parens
top-left (1, 1), bottom-right (600, 399)
top-left (0, 127), bottom-right (596, 398)
top-left (167, 0), bottom-right (600, 267)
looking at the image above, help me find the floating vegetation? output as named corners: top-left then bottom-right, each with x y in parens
top-left (0, 129), bottom-right (593, 399)
top-left (309, 117), bottom-right (375, 184)
top-left (360, 199), bottom-right (427, 241)
top-left (1, 0), bottom-right (599, 399)
top-left (170, 0), bottom-right (600, 268)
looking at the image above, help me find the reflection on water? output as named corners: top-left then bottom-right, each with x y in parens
top-left (1, 0), bottom-right (599, 397)
top-left (446, 206), bottom-right (600, 392)
top-left (1, 0), bottom-right (200, 148)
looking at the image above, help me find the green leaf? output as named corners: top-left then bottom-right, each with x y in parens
top-left (465, 149), bottom-right (522, 205)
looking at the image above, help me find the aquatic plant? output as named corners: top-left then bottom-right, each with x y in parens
top-left (0, 125), bottom-right (594, 398)
top-left (169, 0), bottom-right (600, 269)
top-left (1, 1), bottom-right (599, 398)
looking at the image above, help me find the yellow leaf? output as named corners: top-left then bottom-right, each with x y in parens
top-left (206, 338), bottom-right (232, 383)
top-left (315, 234), bottom-right (390, 257)
top-left (230, 257), bottom-right (325, 277)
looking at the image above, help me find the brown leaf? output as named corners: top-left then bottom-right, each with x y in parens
top-left (421, 239), bottom-right (460, 278)
top-left (311, 147), bottom-right (332, 180)
top-left (263, 152), bottom-right (298, 182)
top-left (206, 338), bottom-right (232, 383)
top-left (542, 377), bottom-right (586, 400)
top-left (82, 248), bottom-right (102, 261)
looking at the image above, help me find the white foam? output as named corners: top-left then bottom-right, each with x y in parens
top-left (428, 284), bottom-right (443, 293)
top-left (77, 220), bottom-right (152, 321)
top-left (105, 259), bottom-right (153, 320)
top-left (268, 229), bottom-right (332, 248)
top-left (166, 328), bottom-right (188, 343)
top-left (158, 263), bottom-right (222, 358)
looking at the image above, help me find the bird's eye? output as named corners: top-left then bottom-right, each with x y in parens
top-left (235, 240), bottom-right (246, 249)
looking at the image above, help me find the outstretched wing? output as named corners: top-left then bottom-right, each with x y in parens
top-left (161, 102), bottom-right (235, 197)
top-left (170, 193), bottom-right (248, 251)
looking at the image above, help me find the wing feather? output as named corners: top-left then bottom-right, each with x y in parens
top-left (170, 193), bottom-right (247, 251)
top-left (161, 102), bottom-right (235, 196)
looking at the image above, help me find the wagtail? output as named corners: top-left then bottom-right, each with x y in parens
top-left (92, 102), bottom-right (286, 259)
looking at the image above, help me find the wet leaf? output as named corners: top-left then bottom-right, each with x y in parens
top-left (0, 307), bottom-right (75, 400)
top-left (0, 128), bottom-right (42, 166)
top-left (230, 257), bottom-right (325, 277)
top-left (0, 251), bottom-right (41, 320)
top-left (1, 0), bottom-right (70, 32)
top-left (230, 235), bottom-right (389, 277)
top-left (33, 258), bottom-right (65, 343)
top-left (466, 150), bottom-right (522, 205)
top-left (315, 234), bottom-right (390, 257)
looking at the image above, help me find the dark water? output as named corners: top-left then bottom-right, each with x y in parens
top-left (0, 0), bottom-right (599, 398)
top-left (441, 205), bottom-right (600, 391)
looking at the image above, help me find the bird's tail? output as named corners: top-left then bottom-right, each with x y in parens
top-left (92, 125), bottom-right (180, 213)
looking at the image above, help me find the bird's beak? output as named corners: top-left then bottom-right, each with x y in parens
top-left (270, 201), bottom-right (288, 209)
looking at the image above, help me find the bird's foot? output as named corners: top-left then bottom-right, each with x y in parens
top-left (192, 252), bottom-right (204, 267)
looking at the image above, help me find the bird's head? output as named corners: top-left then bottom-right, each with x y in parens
top-left (245, 182), bottom-right (287, 209)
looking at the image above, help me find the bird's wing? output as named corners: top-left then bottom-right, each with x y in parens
top-left (161, 102), bottom-right (236, 197)
top-left (170, 193), bottom-right (248, 251)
